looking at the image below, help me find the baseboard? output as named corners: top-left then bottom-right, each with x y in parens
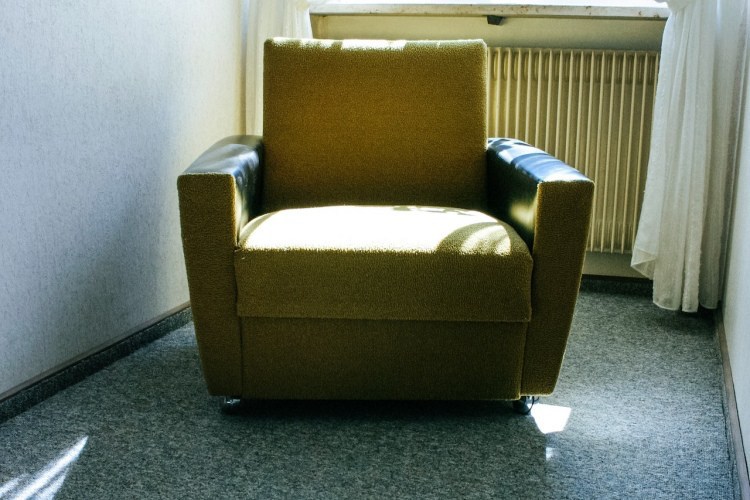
top-left (579, 274), bottom-right (651, 297)
top-left (715, 309), bottom-right (750, 500)
top-left (0, 303), bottom-right (192, 424)
top-left (583, 251), bottom-right (646, 279)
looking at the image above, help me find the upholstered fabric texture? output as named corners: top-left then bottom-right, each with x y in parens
top-left (486, 139), bottom-right (595, 395)
top-left (240, 316), bottom-right (526, 400)
top-left (234, 205), bottom-right (532, 322)
top-left (262, 38), bottom-right (488, 211)
top-left (178, 174), bottom-right (243, 396)
top-left (521, 180), bottom-right (594, 394)
top-left (176, 38), bottom-right (594, 401)
top-left (177, 137), bottom-right (263, 396)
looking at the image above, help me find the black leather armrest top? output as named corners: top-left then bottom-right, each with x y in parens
top-left (182, 135), bottom-right (264, 229)
top-left (486, 138), bottom-right (591, 251)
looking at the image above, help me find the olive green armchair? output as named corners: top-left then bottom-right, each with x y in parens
top-left (177, 38), bottom-right (594, 410)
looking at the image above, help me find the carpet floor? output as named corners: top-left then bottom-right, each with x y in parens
top-left (0, 281), bottom-right (740, 499)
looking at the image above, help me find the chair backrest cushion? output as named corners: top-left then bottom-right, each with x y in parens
top-left (262, 38), bottom-right (488, 211)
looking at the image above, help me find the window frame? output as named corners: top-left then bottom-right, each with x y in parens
top-left (310, 1), bottom-right (670, 19)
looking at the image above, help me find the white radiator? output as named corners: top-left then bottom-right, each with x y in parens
top-left (488, 47), bottom-right (660, 253)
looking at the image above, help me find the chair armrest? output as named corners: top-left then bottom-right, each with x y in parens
top-left (487, 138), bottom-right (594, 395)
top-left (177, 135), bottom-right (263, 396)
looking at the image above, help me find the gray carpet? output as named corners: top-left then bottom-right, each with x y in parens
top-left (0, 282), bottom-right (740, 499)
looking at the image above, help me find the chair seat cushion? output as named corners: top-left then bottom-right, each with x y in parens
top-left (234, 205), bottom-right (532, 322)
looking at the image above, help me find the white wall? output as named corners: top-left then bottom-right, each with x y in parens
top-left (724, 41), bottom-right (750, 477)
top-left (0, 1), bottom-right (244, 398)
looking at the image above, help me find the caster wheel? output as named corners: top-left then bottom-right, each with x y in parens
top-left (512, 396), bottom-right (536, 415)
top-left (220, 396), bottom-right (242, 414)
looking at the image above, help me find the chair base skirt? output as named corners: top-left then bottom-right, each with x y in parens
top-left (239, 316), bottom-right (527, 401)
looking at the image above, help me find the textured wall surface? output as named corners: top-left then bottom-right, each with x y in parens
top-left (724, 44), bottom-right (750, 478)
top-left (722, 0), bottom-right (750, 480)
top-left (0, 1), bottom-right (243, 397)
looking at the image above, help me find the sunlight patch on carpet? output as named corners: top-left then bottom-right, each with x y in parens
top-left (1, 435), bottom-right (87, 499)
top-left (531, 404), bottom-right (571, 434)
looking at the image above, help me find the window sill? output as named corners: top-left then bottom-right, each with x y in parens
top-left (310, 1), bottom-right (669, 19)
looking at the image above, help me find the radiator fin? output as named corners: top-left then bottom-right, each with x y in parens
top-left (488, 48), bottom-right (659, 253)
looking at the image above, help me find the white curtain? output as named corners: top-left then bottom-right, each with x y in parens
top-left (246, 0), bottom-right (326, 135)
top-left (631, 0), bottom-right (748, 312)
